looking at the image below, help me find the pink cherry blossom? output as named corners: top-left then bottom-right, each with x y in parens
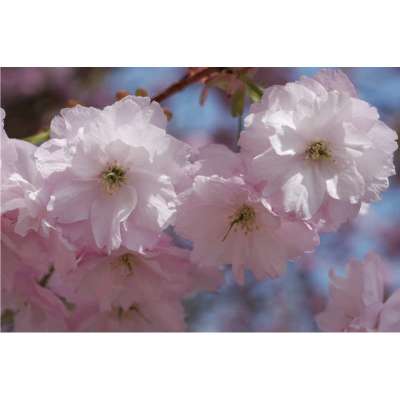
top-left (60, 235), bottom-right (220, 332)
top-left (72, 301), bottom-right (186, 332)
top-left (1, 243), bottom-right (69, 332)
top-left (1, 68), bottom-right (399, 333)
top-left (1, 114), bottom-right (49, 236)
top-left (37, 96), bottom-right (191, 253)
top-left (175, 175), bottom-right (319, 284)
top-left (239, 70), bottom-right (398, 229)
top-left (2, 215), bottom-right (75, 281)
top-left (316, 252), bottom-right (400, 332)
top-left (2, 269), bottom-right (69, 332)
top-left (300, 68), bottom-right (358, 98)
top-left (1, 111), bottom-right (76, 274)
top-left (378, 289), bottom-right (400, 332)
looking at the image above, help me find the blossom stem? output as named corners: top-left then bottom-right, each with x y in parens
top-left (236, 113), bottom-right (243, 151)
top-left (151, 68), bottom-right (223, 103)
top-left (152, 67), bottom-right (252, 103)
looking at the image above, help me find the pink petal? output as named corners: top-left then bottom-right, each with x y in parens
top-left (91, 186), bottom-right (137, 252)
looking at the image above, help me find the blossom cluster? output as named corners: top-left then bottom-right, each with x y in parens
top-left (1, 70), bottom-right (399, 331)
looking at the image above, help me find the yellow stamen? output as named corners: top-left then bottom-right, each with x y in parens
top-left (101, 164), bottom-right (126, 194)
top-left (305, 140), bottom-right (332, 161)
top-left (222, 204), bottom-right (258, 241)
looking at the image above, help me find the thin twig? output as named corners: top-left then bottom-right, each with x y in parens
top-left (151, 67), bottom-right (223, 103)
top-left (151, 67), bottom-right (252, 103)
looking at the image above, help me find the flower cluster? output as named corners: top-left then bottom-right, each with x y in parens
top-left (317, 253), bottom-right (400, 332)
top-left (1, 70), bottom-right (398, 331)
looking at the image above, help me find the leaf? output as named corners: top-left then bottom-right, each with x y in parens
top-left (245, 81), bottom-right (263, 103)
top-left (24, 130), bottom-right (50, 145)
top-left (239, 75), bottom-right (263, 103)
top-left (231, 89), bottom-right (245, 117)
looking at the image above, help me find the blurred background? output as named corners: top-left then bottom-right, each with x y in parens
top-left (1, 67), bottom-right (399, 331)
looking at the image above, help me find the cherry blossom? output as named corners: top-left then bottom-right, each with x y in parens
top-left (1, 68), bottom-right (398, 333)
top-left (316, 252), bottom-right (400, 332)
top-left (1, 239), bottom-right (70, 332)
top-left (1, 112), bottom-right (49, 236)
top-left (1, 109), bottom-right (76, 274)
top-left (37, 96), bottom-right (191, 253)
top-left (175, 175), bottom-right (319, 284)
top-left (239, 70), bottom-right (398, 230)
top-left (58, 235), bottom-right (221, 332)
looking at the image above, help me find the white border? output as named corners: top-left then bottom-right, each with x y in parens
top-left (1, 0), bottom-right (399, 66)
top-left (1, 1), bottom-right (399, 398)
top-left (1, 333), bottom-right (399, 399)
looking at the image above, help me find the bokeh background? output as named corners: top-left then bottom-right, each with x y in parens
top-left (1, 67), bottom-right (399, 331)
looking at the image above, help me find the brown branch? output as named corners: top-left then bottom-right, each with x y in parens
top-left (151, 67), bottom-right (224, 103)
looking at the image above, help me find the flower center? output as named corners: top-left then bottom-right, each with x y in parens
top-left (112, 253), bottom-right (136, 276)
top-left (101, 164), bottom-right (126, 194)
top-left (305, 140), bottom-right (331, 161)
top-left (112, 303), bottom-right (151, 324)
top-left (222, 204), bottom-right (258, 241)
top-left (113, 304), bottom-right (138, 320)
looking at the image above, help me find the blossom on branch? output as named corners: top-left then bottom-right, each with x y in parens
top-left (36, 96), bottom-right (191, 253)
top-left (175, 174), bottom-right (319, 284)
top-left (239, 70), bottom-right (398, 231)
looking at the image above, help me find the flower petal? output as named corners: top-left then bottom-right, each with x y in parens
top-left (91, 186), bottom-right (137, 252)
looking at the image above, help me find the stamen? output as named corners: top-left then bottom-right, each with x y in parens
top-left (111, 253), bottom-right (136, 276)
top-left (113, 303), bottom-right (151, 324)
top-left (305, 140), bottom-right (331, 161)
top-left (222, 204), bottom-right (258, 241)
top-left (101, 164), bottom-right (126, 194)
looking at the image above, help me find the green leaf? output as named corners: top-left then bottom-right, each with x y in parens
top-left (239, 75), bottom-right (263, 103)
top-left (245, 82), bottom-right (263, 102)
top-left (24, 130), bottom-right (50, 145)
top-left (231, 89), bottom-right (245, 117)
